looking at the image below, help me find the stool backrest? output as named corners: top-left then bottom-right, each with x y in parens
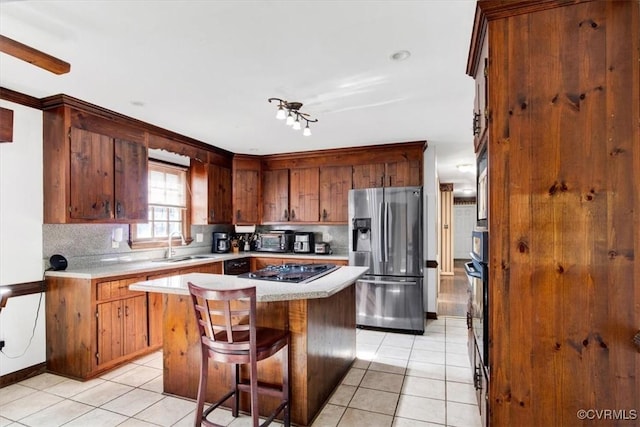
top-left (188, 283), bottom-right (257, 355)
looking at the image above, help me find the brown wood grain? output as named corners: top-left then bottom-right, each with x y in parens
top-left (0, 107), bottom-right (13, 142)
top-left (114, 138), bottom-right (148, 221)
top-left (233, 156), bottom-right (261, 224)
top-left (262, 169), bottom-right (290, 222)
top-left (0, 35), bottom-right (70, 75)
top-left (319, 165), bottom-right (352, 222)
top-left (470, 0), bottom-right (640, 425)
top-left (289, 167), bottom-right (319, 222)
top-left (208, 163), bottom-right (232, 223)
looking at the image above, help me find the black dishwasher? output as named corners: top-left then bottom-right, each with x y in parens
top-left (223, 258), bottom-right (250, 275)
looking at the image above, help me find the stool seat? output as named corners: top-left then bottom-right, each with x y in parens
top-left (188, 283), bottom-right (290, 427)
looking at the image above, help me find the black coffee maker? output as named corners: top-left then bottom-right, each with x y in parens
top-left (212, 232), bottom-right (230, 253)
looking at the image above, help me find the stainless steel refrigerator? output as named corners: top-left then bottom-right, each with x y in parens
top-left (349, 186), bottom-right (424, 334)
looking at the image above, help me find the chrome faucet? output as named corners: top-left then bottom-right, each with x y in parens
top-left (167, 231), bottom-right (186, 259)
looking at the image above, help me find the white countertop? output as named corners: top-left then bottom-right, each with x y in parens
top-left (44, 252), bottom-right (348, 280)
top-left (129, 266), bottom-right (368, 302)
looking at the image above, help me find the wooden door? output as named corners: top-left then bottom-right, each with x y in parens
top-left (122, 295), bottom-right (148, 355)
top-left (352, 163), bottom-right (384, 189)
top-left (233, 169), bottom-right (259, 223)
top-left (114, 138), bottom-right (148, 221)
top-left (319, 166), bottom-right (352, 222)
top-left (208, 163), bottom-right (232, 223)
top-left (69, 127), bottom-right (114, 220)
top-left (96, 300), bottom-right (123, 365)
top-left (289, 167), bottom-right (319, 222)
top-left (385, 160), bottom-right (421, 187)
top-left (262, 169), bottom-right (289, 222)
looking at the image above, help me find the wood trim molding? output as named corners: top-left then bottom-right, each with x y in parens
top-left (0, 362), bottom-right (47, 388)
top-left (1, 280), bottom-right (45, 299)
top-left (41, 94), bottom-right (233, 160)
top-left (0, 107), bottom-right (13, 142)
top-left (0, 87), bottom-right (42, 109)
top-left (0, 35), bottom-right (70, 75)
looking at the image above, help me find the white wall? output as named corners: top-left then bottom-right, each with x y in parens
top-left (423, 145), bottom-right (439, 314)
top-left (0, 100), bottom-right (46, 375)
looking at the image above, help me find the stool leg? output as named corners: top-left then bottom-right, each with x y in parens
top-left (250, 358), bottom-right (259, 427)
top-left (231, 363), bottom-right (239, 417)
top-left (195, 349), bottom-right (208, 426)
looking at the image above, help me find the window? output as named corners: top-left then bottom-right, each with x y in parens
top-left (130, 161), bottom-right (189, 247)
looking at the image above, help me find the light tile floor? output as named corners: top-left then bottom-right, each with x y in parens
top-left (0, 317), bottom-right (480, 427)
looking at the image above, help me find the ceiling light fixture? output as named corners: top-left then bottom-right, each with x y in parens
top-left (268, 98), bottom-right (318, 136)
top-left (456, 163), bottom-right (475, 173)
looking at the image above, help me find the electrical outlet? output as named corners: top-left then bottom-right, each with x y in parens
top-left (196, 233), bottom-right (203, 243)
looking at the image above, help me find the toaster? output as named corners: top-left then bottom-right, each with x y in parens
top-left (314, 242), bottom-right (331, 254)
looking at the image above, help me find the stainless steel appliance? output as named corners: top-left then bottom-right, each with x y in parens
top-left (314, 242), bottom-right (331, 255)
top-left (212, 232), bottom-right (230, 253)
top-left (238, 263), bottom-right (339, 284)
top-left (349, 186), bottom-right (424, 334)
top-left (293, 232), bottom-right (314, 253)
top-left (465, 229), bottom-right (489, 366)
top-left (255, 230), bottom-right (294, 253)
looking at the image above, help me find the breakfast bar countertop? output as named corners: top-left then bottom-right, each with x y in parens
top-left (129, 266), bottom-right (368, 302)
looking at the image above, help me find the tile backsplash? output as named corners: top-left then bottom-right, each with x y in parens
top-left (43, 223), bottom-right (348, 269)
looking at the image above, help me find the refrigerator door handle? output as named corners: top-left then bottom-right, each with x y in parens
top-left (383, 202), bottom-right (390, 262)
top-left (357, 278), bottom-right (418, 286)
top-left (378, 202), bottom-right (385, 263)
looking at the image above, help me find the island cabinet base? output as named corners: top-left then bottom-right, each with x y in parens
top-left (162, 284), bottom-right (356, 426)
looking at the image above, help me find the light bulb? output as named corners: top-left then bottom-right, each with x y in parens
top-left (293, 118), bottom-right (301, 130)
top-left (276, 106), bottom-right (286, 120)
top-left (303, 125), bottom-right (311, 136)
top-left (286, 112), bottom-right (294, 126)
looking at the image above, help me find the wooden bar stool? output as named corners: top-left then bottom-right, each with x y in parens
top-left (188, 283), bottom-right (290, 427)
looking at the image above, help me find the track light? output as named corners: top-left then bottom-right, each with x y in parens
top-left (268, 98), bottom-right (318, 136)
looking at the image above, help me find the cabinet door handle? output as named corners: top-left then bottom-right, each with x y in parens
top-left (210, 209), bottom-right (215, 221)
top-left (322, 209), bottom-right (327, 221)
top-left (105, 200), bottom-right (111, 215)
top-left (380, 176), bottom-right (384, 187)
top-left (117, 306), bottom-right (122, 318)
top-left (284, 209), bottom-right (289, 220)
top-left (633, 330), bottom-right (640, 351)
top-left (236, 210), bottom-right (241, 221)
top-left (290, 209), bottom-right (295, 220)
top-left (125, 305), bottom-right (129, 317)
top-left (116, 201), bottom-right (122, 217)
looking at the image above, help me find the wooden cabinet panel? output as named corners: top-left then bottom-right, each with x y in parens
top-left (114, 138), bottom-right (148, 220)
top-left (68, 127), bottom-right (148, 222)
top-left (352, 163), bottom-right (385, 189)
top-left (97, 300), bottom-right (123, 366)
top-left (319, 166), bottom-right (352, 222)
top-left (122, 295), bottom-right (148, 355)
top-left (352, 161), bottom-right (421, 190)
top-left (385, 160), bottom-right (421, 187)
top-left (262, 169), bottom-right (290, 222)
top-left (289, 167), bottom-right (319, 222)
top-left (69, 128), bottom-right (114, 220)
top-left (208, 163), bottom-right (232, 223)
top-left (234, 168), bottom-right (260, 224)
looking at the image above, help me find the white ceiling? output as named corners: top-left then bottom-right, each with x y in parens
top-left (0, 0), bottom-right (478, 196)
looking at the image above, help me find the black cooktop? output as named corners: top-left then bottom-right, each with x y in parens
top-left (238, 263), bottom-right (338, 284)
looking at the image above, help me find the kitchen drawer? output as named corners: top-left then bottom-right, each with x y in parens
top-left (97, 277), bottom-right (145, 301)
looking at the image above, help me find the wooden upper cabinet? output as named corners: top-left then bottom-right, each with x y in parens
top-left (352, 163), bottom-right (385, 189)
top-left (208, 163), bottom-right (232, 224)
top-left (471, 34), bottom-right (489, 153)
top-left (232, 155), bottom-right (260, 224)
top-left (289, 167), bottom-right (319, 222)
top-left (262, 169), bottom-right (289, 222)
top-left (352, 160), bottom-right (421, 189)
top-left (68, 128), bottom-right (148, 222)
top-left (319, 165), bottom-right (352, 222)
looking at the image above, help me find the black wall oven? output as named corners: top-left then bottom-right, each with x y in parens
top-left (465, 229), bottom-right (488, 366)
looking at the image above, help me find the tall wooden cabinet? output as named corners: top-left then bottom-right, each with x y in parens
top-left (232, 155), bottom-right (261, 224)
top-left (467, 1), bottom-right (639, 425)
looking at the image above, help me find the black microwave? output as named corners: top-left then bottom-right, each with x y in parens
top-left (255, 230), bottom-right (294, 253)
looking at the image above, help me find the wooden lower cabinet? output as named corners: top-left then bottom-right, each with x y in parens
top-left (45, 261), bottom-right (223, 380)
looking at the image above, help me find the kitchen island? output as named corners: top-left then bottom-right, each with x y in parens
top-left (130, 266), bottom-right (367, 426)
